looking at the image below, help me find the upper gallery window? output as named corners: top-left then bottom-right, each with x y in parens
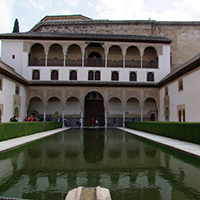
top-left (32, 70), bottom-right (40, 80)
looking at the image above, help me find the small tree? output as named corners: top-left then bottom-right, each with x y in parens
top-left (12, 18), bottom-right (19, 33)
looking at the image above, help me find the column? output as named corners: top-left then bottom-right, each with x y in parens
top-left (45, 52), bottom-right (48, 66)
top-left (123, 55), bottom-right (125, 68)
top-left (62, 108), bottom-right (65, 127)
top-left (105, 53), bottom-right (108, 67)
top-left (63, 52), bottom-right (66, 66)
top-left (81, 108), bottom-right (83, 128)
top-left (157, 108), bottom-right (159, 121)
top-left (82, 52), bottom-right (85, 67)
top-left (105, 108), bottom-right (107, 128)
top-left (141, 55), bottom-right (143, 68)
top-left (123, 108), bottom-right (126, 127)
top-left (43, 108), bottom-right (46, 121)
top-left (140, 108), bottom-right (143, 121)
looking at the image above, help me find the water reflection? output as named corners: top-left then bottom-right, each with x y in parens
top-left (0, 129), bottom-right (200, 200)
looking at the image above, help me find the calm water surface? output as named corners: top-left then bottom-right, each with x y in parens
top-left (0, 128), bottom-right (200, 200)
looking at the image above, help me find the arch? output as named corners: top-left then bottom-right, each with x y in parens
top-left (70, 70), bottom-right (77, 80)
top-left (165, 107), bottom-right (169, 121)
top-left (183, 110), bottom-right (185, 122)
top-left (126, 46), bottom-right (141, 68)
top-left (0, 79), bottom-right (2, 90)
top-left (85, 42), bottom-right (104, 67)
top-left (144, 145), bottom-right (157, 157)
top-left (65, 97), bottom-right (81, 126)
top-left (46, 97), bottom-right (62, 121)
top-left (111, 71), bottom-right (119, 81)
top-left (126, 97), bottom-right (140, 121)
top-left (28, 147), bottom-right (42, 159)
top-left (147, 72), bottom-right (154, 82)
top-left (66, 44), bottom-right (82, 66)
top-left (48, 44), bottom-right (63, 66)
top-left (84, 91), bottom-right (105, 126)
top-left (29, 43), bottom-right (45, 66)
top-left (51, 70), bottom-right (58, 80)
top-left (107, 45), bottom-right (123, 67)
top-left (126, 135), bottom-right (141, 158)
top-left (107, 97), bottom-right (123, 126)
top-left (95, 71), bottom-right (101, 80)
top-left (84, 130), bottom-right (105, 163)
top-left (28, 97), bottom-right (43, 119)
top-left (143, 47), bottom-right (158, 68)
top-left (143, 98), bottom-right (157, 121)
top-left (32, 70), bottom-right (40, 80)
top-left (179, 110), bottom-right (182, 122)
top-left (130, 72), bottom-right (137, 81)
top-left (14, 107), bottom-right (19, 118)
top-left (88, 71), bottom-right (94, 80)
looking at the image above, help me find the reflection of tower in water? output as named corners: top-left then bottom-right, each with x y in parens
top-left (83, 129), bottom-right (105, 163)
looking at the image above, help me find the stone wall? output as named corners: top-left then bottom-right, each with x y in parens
top-left (35, 21), bottom-right (200, 71)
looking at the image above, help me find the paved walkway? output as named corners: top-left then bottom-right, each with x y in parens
top-left (119, 127), bottom-right (200, 158)
top-left (0, 127), bottom-right (69, 153)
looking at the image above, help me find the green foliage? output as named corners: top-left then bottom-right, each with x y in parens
top-left (12, 18), bottom-right (19, 33)
top-left (0, 122), bottom-right (62, 141)
top-left (125, 121), bottom-right (200, 145)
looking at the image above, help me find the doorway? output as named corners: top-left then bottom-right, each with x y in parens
top-left (84, 92), bottom-right (105, 126)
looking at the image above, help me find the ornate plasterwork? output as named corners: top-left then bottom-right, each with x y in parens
top-left (143, 90), bottom-right (158, 100)
top-left (65, 89), bottom-right (81, 100)
top-left (28, 89), bottom-right (43, 100)
top-left (107, 90), bottom-right (123, 102)
top-left (126, 90), bottom-right (140, 101)
top-left (47, 89), bottom-right (62, 100)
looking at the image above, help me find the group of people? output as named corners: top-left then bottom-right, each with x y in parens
top-left (91, 117), bottom-right (99, 126)
top-left (10, 114), bottom-right (42, 122)
top-left (9, 116), bottom-right (18, 122)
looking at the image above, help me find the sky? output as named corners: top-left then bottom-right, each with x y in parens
top-left (1, 0), bottom-right (200, 34)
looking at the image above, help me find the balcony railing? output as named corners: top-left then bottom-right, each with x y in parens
top-left (29, 58), bottom-right (45, 66)
top-left (47, 59), bottom-right (63, 66)
top-left (28, 58), bottom-right (158, 68)
top-left (85, 58), bottom-right (104, 67)
top-left (143, 60), bottom-right (158, 68)
top-left (66, 59), bottom-right (82, 66)
top-left (107, 60), bottom-right (123, 68)
top-left (125, 60), bottom-right (141, 68)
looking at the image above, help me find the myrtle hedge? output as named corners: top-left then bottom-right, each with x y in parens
top-left (125, 121), bottom-right (200, 145)
top-left (0, 122), bottom-right (62, 141)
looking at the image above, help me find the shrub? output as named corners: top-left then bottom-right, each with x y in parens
top-left (125, 121), bottom-right (200, 144)
top-left (0, 122), bottom-right (62, 141)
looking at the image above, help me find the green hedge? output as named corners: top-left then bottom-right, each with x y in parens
top-left (0, 122), bottom-right (62, 141)
top-left (125, 121), bottom-right (200, 145)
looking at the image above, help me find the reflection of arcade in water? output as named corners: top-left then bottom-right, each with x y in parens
top-left (0, 129), bottom-right (200, 200)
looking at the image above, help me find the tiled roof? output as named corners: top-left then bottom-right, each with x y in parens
top-left (158, 53), bottom-right (200, 87)
top-left (0, 32), bottom-right (171, 43)
top-left (30, 18), bottom-right (200, 32)
top-left (0, 60), bottom-right (28, 85)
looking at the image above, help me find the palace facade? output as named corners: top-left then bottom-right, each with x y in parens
top-left (1, 15), bottom-right (200, 126)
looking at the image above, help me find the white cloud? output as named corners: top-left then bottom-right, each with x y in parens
top-left (0, 0), bottom-right (15, 33)
top-left (93, 0), bottom-right (200, 21)
top-left (58, 0), bottom-right (78, 7)
top-left (21, 0), bottom-right (52, 11)
top-left (94, 0), bottom-right (145, 20)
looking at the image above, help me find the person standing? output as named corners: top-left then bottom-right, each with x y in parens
top-left (29, 114), bottom-right (34, 122)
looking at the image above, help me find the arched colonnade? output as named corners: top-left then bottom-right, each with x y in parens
top-left (27, 87), bottom-right (159, 127)
top-left (26, 41), bottom-right (162, 68)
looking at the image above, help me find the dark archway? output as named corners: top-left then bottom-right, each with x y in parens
top-left (150, 113), bottom-right (156, 121)
top-left (84, 92), bottom-right (105, 126)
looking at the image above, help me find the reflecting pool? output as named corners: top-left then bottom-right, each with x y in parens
top-left (0, 128), bottom-right (200, 200)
